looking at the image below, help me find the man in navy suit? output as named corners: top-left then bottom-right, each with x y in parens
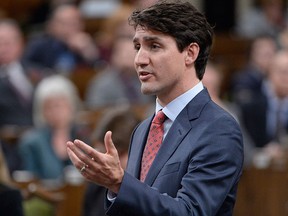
top-left (67, 1), bottom-right (244, 215)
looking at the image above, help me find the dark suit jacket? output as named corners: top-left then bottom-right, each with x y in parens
top-left (83, 183), bottom-right (106, 216)
top-left (231, 65), bottom-right (264, 106)
top-left (0, 69), bottom-right (34, 173)
top-left (0, 183), bottom-right (24, 216)
top-left (240, 90), bottom-right (288, 148)
top-left (0, 75), bottom-right (33, 127)
top-left (23, 34), bottom-right (93, 71)
top-left (105, 89), bottom-right (244, 216)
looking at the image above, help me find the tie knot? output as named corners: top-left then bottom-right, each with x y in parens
top-left (152, 110), bottom-right (166, 124)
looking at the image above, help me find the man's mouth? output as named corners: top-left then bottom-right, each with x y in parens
top-left (138, 71), bottom-right (153, 81)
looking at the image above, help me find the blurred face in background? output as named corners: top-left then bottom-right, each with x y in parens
top-left (43, 95), bottom-right (74, 129)
top-left (203, 63), bottom-right (222, 99)
top-left (250, 37), bottom-right (277, 74)
top-left (0, 23), bottom-right (23, 65)
top-left (111, 36), bottom-right (136, 74)
top-left (262, 0), bottom-right (285, 25)
top-left (48, 5), bottom-right (83, 42)
top-left (269, 51), bottom-right (288, 98)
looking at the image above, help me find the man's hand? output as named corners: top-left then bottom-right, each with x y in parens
top-left (66, 131), bottom-right (124, 193)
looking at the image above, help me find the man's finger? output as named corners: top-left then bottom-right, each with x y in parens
top-left (73, 139), bottom-right (103, 164)
top-left (66, 141), bottom-right (83, 169)
top-left (104, 131), bottom-right (118, 156)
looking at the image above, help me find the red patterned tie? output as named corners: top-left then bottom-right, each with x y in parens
top-left (140, 110), bottom-right (166, 182)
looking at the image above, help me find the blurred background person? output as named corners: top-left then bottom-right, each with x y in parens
top-left (202, 61), bottom-right (227, 108)
top-left (277, 27), bottom-right (288, 49)
top-left (23, 4), bottom-right (99, 75)
top-left (85, 5), bottom-right (153, 110)
top-left (18, 75), bottom-right (87, 181)
top-left (82, 106), bottom-right (140, 216)
top-left (235, 0), bottom-right (288, 39)
top-left (93, 4), bottom-right (134, 64)
top-left (0, 18), bottom-right (51, 175)
top-left (0, 18), bottom-right (38, 128)
top-left (239, 50), bottom-right (288, 167)
top-left (275, 23), bottom-right (288, 50)
top-left (25, 0), bottom-right (81, 32)
top-left (231, 35), bottom-right (278, 106)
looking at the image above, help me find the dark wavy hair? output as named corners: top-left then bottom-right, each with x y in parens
top-left (128, 0), bottom-right (214, 80)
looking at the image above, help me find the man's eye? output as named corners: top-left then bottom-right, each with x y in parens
top-left (134, 44), bottom-right (140, 51)
top-left (151, 44), bottom-right (160, 50)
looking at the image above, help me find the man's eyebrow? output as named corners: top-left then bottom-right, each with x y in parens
top-left (133, 36), bottom-right (161, 43)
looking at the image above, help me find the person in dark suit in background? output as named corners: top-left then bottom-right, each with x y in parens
top-left (23, 4), bottom-right (99, 74)
top-left (240, 50), bottom-right (288, 166)
top-left (0, 19), bottom-right (34, 128)
top-left (231, 35), bottom-right (277, 107)
top-left (0, 18), bottom-right (50, 174)
top-left (67, 1), bottom-right (244, 216)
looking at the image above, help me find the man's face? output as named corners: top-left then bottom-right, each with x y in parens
top-left (111, 37), bottom-right (135, 74)
top-left (133, 26), bottom-right (190, 105)
top-left (0, 25), bottom-right (23, 64)
top-left (251, 38), bottom-right (276, 73)
top-left (269, 53), bottom-right (288, 98)
top-left (43, 96), bottom-right (73, 128)
top-left (49, 6), bottom-right (83, 41)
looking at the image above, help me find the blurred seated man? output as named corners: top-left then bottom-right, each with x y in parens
top-left (0, 19), bottom-right (38, 128)
top-left (82, 106), bottom-right (140, 216)
top-left (202, 62), bottom-right (226, 108)
top-left (0, 19), bottom-right (50, 174)
top-left (25, 0), bottom-right (80, 31)
top-left (235, 0), bottom-right (288, 39)
top-left (23, 4), bottom-right (99, 74)
top-left (231, 35), bottom-right (277, 106)
top-left (203, 61), bottom-right (240, 119)
top-left (85, 20), bottom-right (153, 109)
top-left (93, 4), bottom-right (135, 63)
top-left (240, 50), bottom-right (288, 167)
top-left (18, 75), bottom-right (87, 181)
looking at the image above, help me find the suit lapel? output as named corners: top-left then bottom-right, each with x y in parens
top-left (144, 89), bottom-right (211, 185)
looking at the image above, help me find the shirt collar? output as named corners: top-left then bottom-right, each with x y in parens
top-left (155, 81), bottom-right (204, 121)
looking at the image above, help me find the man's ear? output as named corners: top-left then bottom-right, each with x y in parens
top-left (185, 42), bottom-right (200, 65)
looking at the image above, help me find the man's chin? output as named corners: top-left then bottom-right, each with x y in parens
top-left (141, 87), bottom-right (155, 96)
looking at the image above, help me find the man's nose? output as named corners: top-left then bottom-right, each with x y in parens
top-left (135, 49), bottom-right (149, 66)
